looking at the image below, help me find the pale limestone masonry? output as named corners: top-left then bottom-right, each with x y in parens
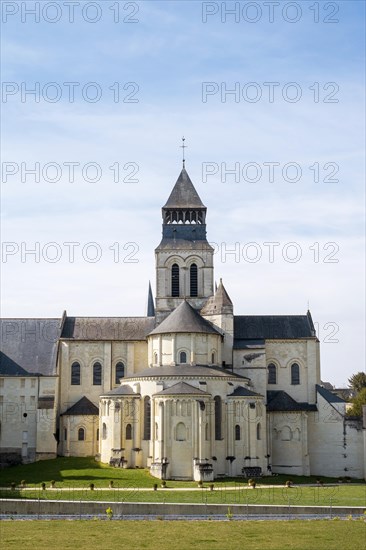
top-left (0, 165), bottom-right (364, 479)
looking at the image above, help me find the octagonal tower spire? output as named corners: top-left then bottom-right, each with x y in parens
top-left (155, 152), bottom-right (214, 322)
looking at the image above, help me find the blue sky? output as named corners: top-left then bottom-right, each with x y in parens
top-left (1, 0), bottom-right (365, 386)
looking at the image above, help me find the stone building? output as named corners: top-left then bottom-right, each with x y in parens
top-left (0, 164), bottom-right (365, 479)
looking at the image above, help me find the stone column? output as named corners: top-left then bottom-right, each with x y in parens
top-left (227, 400), bottom-right (234, 457)
top-left (104, 342), bottom-right (112, 390)
top-left (171, 336), bottom-right (176, 365)
top-left (159, 401), bottom-right (164, 460)
top-left (192, 400), bottom-right (198, 459)
top-left (301, 412), bottom-right (310, 475)
top-left (66, 416), bottom-right (71, 457)
top-left (158, 335), bottom-right (162, 366)
top-left (163, 400), bottom-right (169, 459)
top-left (190, 333), bottom-right (195, 365)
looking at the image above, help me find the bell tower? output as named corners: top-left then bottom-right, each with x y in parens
top-left (155, 159), bottom-right (214, 322)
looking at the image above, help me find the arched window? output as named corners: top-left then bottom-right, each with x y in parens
top-left (71, 362), bottom-right (80, 385)
top-left (93, 362), bottom-right (102, 385)
top-left (190, 263), bottom-right (198, 297)
top-left (102, 423), bottom-right (107, 440)
top-left (235, 424), bottom-right (241, 441)
top-left (171, 263), bottom-right (180, 297)
top-left (291, 363), bottom-right (300, 385)
top-left (179, 351), bottom-right (187, 364)
top-left (96, 428), bottom-right (99, 441)
top-left (256, 423), bottom-right (261, 440)
top-left (143, 397), bottom-right (151, 440)
top-left (176, 422), bottom-right (186, 441)
top-left (281, 426), bottom-right (292, 441)
top-left (125, 424), bottom-right (132, 440)
top-left (267, 363), bottom-right (277, 385)
top-left (214, 396), bottom-right (222, 440)
top-left (211, 352), bottom-right (216, 365)
top-left (154, 352), bottom-right (158, 365)
top-left (115, 362), bottom-right (125, 384)
top-left (64, 428), bottom-right (67, 441)
top-left (78, 427), bottom-right (85, 441)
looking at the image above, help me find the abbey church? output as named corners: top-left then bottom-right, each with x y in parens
top-left (1, 165), bottom-right (365, 480)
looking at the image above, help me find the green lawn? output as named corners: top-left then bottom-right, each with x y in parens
top-left (0, 520), bottom-right (365, 550)
top-left (1, 457), bottom-right (363, 488)
top-left (1, 458), bottom-right (365, 507)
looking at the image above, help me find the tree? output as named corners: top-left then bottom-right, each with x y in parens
top-left (348, 372), bottom-right (366, 394)
top-left (346, 387), bottom-right (366, 417)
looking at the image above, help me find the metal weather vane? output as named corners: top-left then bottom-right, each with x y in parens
top-left (180, 136), bottom-right (187, 168)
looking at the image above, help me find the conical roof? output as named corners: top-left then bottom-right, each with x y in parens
top-left (147, 281), bottom-right (155, 317)
top-left (201, 279), bottom-right (233, 315)
top-left (149, 300), bottom-right (221, 336)
top-left (163, 168), bottom-right (205, 209)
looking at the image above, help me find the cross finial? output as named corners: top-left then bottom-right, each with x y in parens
top-left (180, 136), bottom-right (187, 168)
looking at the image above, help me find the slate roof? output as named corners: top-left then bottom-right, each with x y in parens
top-left (62, 396), bottom-right (99, 416)
top-left (102, 385), bottom-right (137, 396)
top-left (150, 300), bottom-right (221, 336)
top-left (125, 364), bottom-right (247, 380)
top-left (147, 282), bottom-right (155, 317)
top-left (234, 313), bottom-right (316, 346)
top-left (233, 339), bottom-right (265, 350)
top-left (316, 384), bottom-right (345, 404)
top-left (267, 391), bottom-right (317, 412)
top-left (38, 397), bottom-right (55, 409)
top-left (228, 386), bottom-right (262, 397)
top-left (156, 239), bottom-right (213, 251)
top-left (0, 352), bottom-right (31, 376)
top-left (0, 318), bottom-right (62, 376)
top-left (154, 381), bottom-right (210, 396)
top-left (61, 317), bottom-right (155, 341)
top-left (163, 168), bottom-right (205, 209)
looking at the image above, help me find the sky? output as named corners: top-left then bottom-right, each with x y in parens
top-left (1, 0), bottom-right (365, 387)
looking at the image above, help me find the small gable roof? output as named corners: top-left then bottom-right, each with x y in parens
top-left (62, 396), bottom-right (99, 416)
top-left (154, 381), bottom-right (210, 396)
top-left (228, 386), bottom-right (262, 398)
top-left (149, 301), bottom-right (221, 336)
top-left (316, 384), bottom-right (345, 403)
top-left (267, 391), bottom-right (317, 412)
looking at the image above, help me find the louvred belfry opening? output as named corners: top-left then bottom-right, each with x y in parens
top-left (155, 165), bottom-right (214, 319)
